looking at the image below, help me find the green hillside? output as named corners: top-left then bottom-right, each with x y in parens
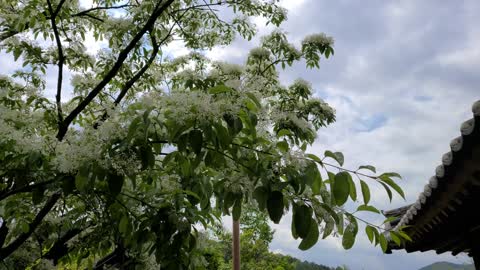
top-left (419, 262), bottom-right (475, 270)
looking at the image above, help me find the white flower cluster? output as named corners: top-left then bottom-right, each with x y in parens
top-left (270, 110), bottom-right (312, 132)
top-left (110, 152), bottom-right (141, 176)
top-left (283, 150), bottom-right (308, 170)
top-left (211, 62), bottom-right (244, 77)
top-left (152, 91), bottom-right (243, 125)
top-left (305, 98), bottom-right (335, 117)
top-left (158, 175), bottom-right (183, 192)
top-left (302, 33), bottom-right (335, 47)
top-left (53, 113), bottom-right (128, 173)
top-left (104, 17), bottom-right (133, 34)
top-left (227, 173), bottom-right (254, 194)
top-left (71, 73), bottom-right (100, 95)
top-left (175, 69), bottom-right (202, 82)
top-left (290, 78), bottom-right (312, 97)
top-left (249, 47), bottom-right (271, 59)
top-left (0, 105), bottom-right (51, 155)
top-left (291, 78), bottom-right (311, 91)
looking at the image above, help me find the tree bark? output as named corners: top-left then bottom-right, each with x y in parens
top-left (233, 217), bottom-right (240, 270)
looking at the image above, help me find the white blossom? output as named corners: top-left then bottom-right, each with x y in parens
top-left (302, 33), bottom-right (335, 46)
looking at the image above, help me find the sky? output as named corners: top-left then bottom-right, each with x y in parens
top-left (213, 0), bottom-right (480, 269)
top-left (2, 0), bottom-right (480, 269)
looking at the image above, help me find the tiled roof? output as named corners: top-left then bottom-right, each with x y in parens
top-left (384, 100), bottom-right (480, 230)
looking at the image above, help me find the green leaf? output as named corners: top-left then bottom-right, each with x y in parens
top-left (342, 222), bottom-right (357, 249)
top-left (75, 167), bottom-right (89, 192)
top-left (298, 220), bottom-right (319, 250)
top-left (119, 215), bottom-right (129, 234)
top-left (360, 180), bottom-right (371, 205)
top-left (322, 217), bottom-right (335, 239)
top-left (336, 212), bottom-right (344, 235)
top-left (223, 114), bottom-right (243, 135)
top-left (267, 191), bottom-right (284, 224)
top-left (379, 176), bottom-right (405, 199)
top-left (390, 231), bottom-right (402, 246)
top-left (373, 228), bottom-right (380, 246)
top-left (276, 140), bottom-right (289, 153)
top-left (332, 172), bottom-right (350, 206)
top-left (13, 48), bottom-right (21, 61)
top-left (365, 225), bottom-right (375, 243)
top-left (306, 153), bottom-right (323, 165)
top-left (293, 203), bottom-right (312, 239)
top-left (224, 192), bottom-right (236, 212)
top-left (253, 187), bottom-right (268, 211)
top-left (291, 211), bottom-right (299, 239)
top-left (140, 145), bottom-right (155, 169)
top-left (318, 203), bottom-right (339, 224)
top-left (276, 129), bottom-right (292, 138)
top-left (397, 231), bottom-right (412, 242)
top-left (347, 173), bottom-right (356, 201)
top-left (214, 124), bottom-right (231, 149)
top-left (232, 199), bottom-right (242, 221)
top-left (246, 92), bottom-right (261, 108)
top-left (20, 221), bottom-right (29, 233)
top-left (380, 172), bottom-right (402, 179)
top-left (379, 233), bottom-right (388, 253)
top-left (108, 173), bottom-right (124, 196)
top-left (305, 162), bottom-right (321, 190)
top-left (127, 117), bottom-right (142, 140)
top-left (379, 182), bottom-right (393, 202)
top-left (324, 150), bottom-right (344, 166)
top-left (209, 84), bottom-right (232, 94)
top-left (325, 46), bottom-right (331, 58)
top-left (356, 205), bottom-right (380, 214)
top-left (358, 165), bottom-right (376, 173)
top-left (311, 169), bottom-right (323, 195)
top-left (382, 216), bottom-right (398, 225)
top-left (188, 130), bottom-right (203, 155)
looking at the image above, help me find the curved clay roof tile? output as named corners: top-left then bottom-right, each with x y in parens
top-left (449, 136), bottom-right (463, 152)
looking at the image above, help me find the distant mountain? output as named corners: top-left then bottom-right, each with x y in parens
top-left (419, 261), bottom-right (475, 270)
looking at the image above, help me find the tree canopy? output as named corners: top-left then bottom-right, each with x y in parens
top-left (0, 0), bottom-right (409, 269)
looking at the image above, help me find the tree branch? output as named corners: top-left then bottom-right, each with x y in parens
top-left (0, 192), bottom-right (61, 260)
top-left (113, 33), bottom-right (160, 106)
top-left (46, 0), bottom-right (66, 125)
top-left (57, 0), bottom-right (175, 141)
top-left (93, 24), bottom-right (176, 128)
top-left (76, 13), bottom-right (104, 22)
top-left (0, 30), bottom-right (19, 43)
top-left (0, 180), bottom-right (55, 202)
top-left (43, 227), bottom-right (84, 264)
top-left (93, 245), bottom-right (127, 270)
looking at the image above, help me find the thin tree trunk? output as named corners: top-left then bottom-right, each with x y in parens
top-left (232, 217), bottom-right (240, 270)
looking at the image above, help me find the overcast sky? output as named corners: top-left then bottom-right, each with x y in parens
top-left (260, 1), bottom-right (479, 269)
top-left (2, 0), bottom-right (480, 269)
top-left (213, 0), bottom-right (479, 269)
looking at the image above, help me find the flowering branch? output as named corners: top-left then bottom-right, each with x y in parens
top-left (57, 0), bottom-right (175, 141)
